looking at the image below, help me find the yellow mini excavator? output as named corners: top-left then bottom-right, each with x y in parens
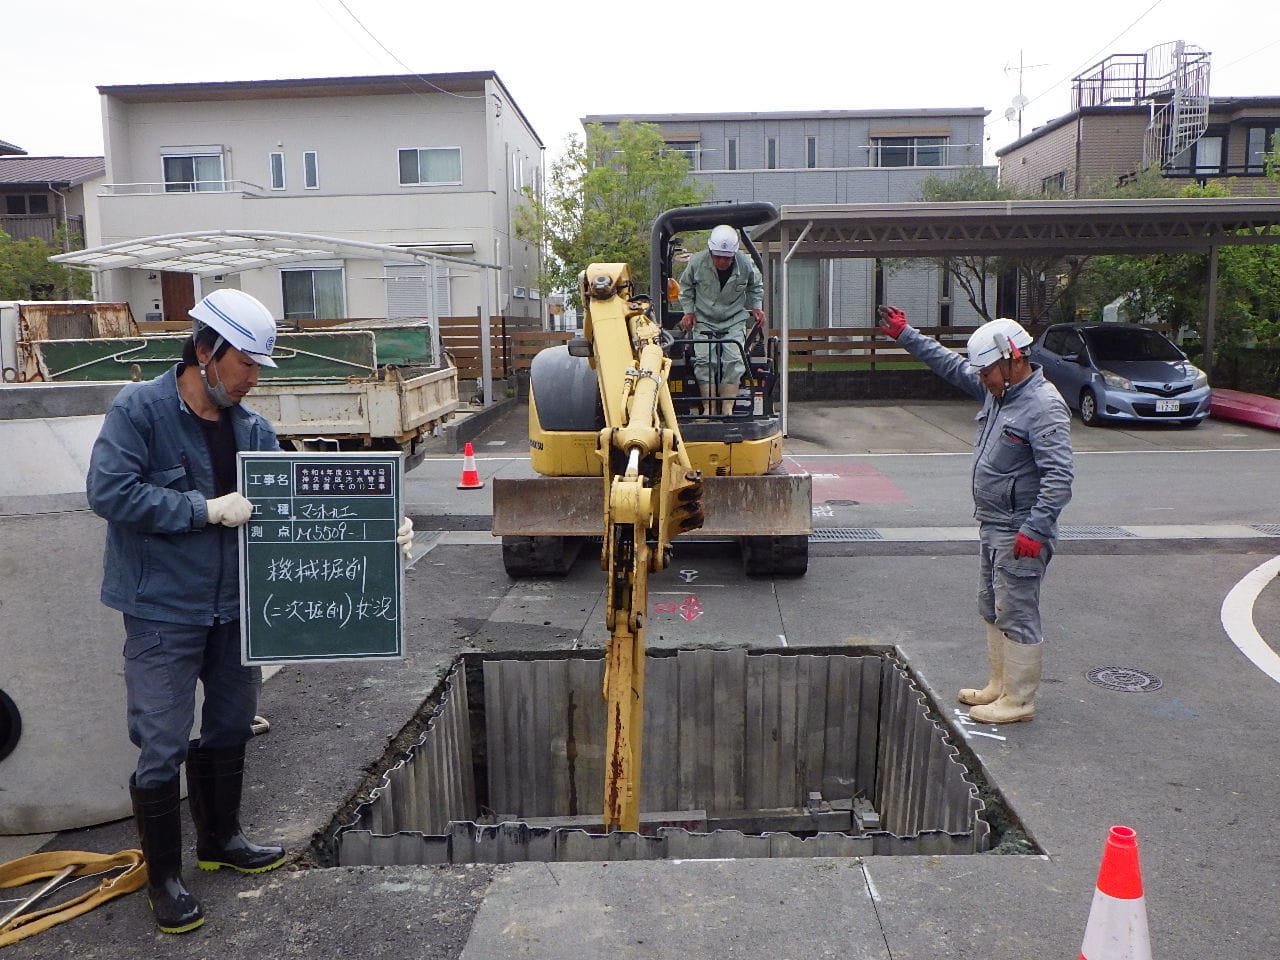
top-left (493, 201), bottom-right (811, 579)
top-left (491, 204), bottom-right (812, 831)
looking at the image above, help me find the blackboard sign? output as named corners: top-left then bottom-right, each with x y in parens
top-left (238, 451), bottom-right (404, 664)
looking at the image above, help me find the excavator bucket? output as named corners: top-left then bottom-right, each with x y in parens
top-left (492, 473), bottom-right (812, 537)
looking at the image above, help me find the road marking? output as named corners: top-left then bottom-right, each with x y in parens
top-left (950, 709), bottom-right (1008, 741)
top-left (1220, 555), bottom-right (1280, 684)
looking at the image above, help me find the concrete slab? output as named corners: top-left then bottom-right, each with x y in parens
top-left (461, 858), bottom-right (890, 960)
top-left (0, 511), bottom-right (139, 833)
top-left (0, 415), bottom-right (100, 501)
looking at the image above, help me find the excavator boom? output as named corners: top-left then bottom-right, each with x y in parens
top-left (576, 264), bottom-right (702, 831)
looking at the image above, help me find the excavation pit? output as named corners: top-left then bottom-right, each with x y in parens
top-left (335, 647), bottom-right (1019, 865)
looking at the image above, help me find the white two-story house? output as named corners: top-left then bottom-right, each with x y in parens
top-left (93, 71), bottom-right (543, 325)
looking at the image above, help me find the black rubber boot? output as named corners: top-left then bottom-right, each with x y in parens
top-left (129, 775), bottom-right (205, 934)
top-left (186, 741), bottom-right (287, 874)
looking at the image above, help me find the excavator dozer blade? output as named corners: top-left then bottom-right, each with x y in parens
top-left (491, 474), bottom-right (812, 538)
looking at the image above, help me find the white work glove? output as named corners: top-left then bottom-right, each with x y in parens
top-left (396, 516), bottom-right (415, 561)
top-left (206, 492), bottom-right (254, 528)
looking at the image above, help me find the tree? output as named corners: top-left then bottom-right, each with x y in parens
top-left (515, 121), bottom-right (710, 306)
top-left (0, 229), bottom-right (92, 300)
top-left (1075, 177), bottom-right (1280, 361)
top-left (916, 170), bottom-right (1085, 324)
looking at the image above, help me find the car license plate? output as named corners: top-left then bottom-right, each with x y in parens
top-left (1156, 399), bottom-right (1180, 412)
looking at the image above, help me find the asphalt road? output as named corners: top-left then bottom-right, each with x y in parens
top-left (3, 399), bottom-right (1279, 959)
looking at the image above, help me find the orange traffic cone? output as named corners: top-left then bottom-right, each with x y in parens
top-left (456, 441), bottom-right (484, 490)
top-left (1079, 825), bottom-right (1152, 960)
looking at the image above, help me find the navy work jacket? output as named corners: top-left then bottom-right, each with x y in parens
top-left (86, 364), bottom-right (280, 625)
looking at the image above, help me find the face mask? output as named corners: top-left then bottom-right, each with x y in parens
top-left (198, 339), bottom-right (238, 408)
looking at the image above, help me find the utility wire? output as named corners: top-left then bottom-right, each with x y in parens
top-left (1215, 37), bottom-right (1280, 74)
top-left (986, 0), bottom-right (1169, 132)
top-left (328, 0), bottom-right (484, 99)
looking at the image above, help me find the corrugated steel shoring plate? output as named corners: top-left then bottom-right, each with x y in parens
top-left (337, 648), bottom-right (989, 864)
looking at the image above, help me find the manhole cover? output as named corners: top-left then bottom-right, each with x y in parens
top-left (1086, 667), bottom-right (1162, 692)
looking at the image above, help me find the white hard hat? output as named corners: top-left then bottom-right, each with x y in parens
top-left (707, 224), bottom-right (740, 257)
top-left (189, 289), bottom-right (278, 367)
top-left (967, 318), bottom-right (1033, 370)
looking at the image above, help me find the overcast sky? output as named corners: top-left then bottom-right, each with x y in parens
top-left (5, 0), bottom-right (1276, 166)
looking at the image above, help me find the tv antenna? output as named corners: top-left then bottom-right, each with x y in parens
top-left (1004, 51), bottom-right (1048, 138)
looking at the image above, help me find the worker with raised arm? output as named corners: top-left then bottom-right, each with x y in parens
top-left (86, 288), bottom-right (416, 933)
top-left (877, 306), bottom-right (1073, 724)
top-left (678, 224), bottom-right (766, 414)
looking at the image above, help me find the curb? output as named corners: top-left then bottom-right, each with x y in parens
top-left (440, 396), bottom-right (519, 451)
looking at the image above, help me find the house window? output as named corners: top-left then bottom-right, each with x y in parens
top-left (766, 137), bottom-right (779, 169)
top-left (4, 193), bottom-right (50, 215)
top-left (871, 136), bottom-right (948, 167)
top-left (162, 153), bottom-right (224, 192)
top-left (281, 268), bottom-right (345, 320)
top-left (303, 151), bottom-right (319, 189)
top-left (269, 152), bottom-right (285, 190)
top-left (398, 147), bottom-right (463, 186)
top-left (1245, 126), bottom-right (1280, 173)
top-left (1040, 171), bottom-right (1067, 194)
top-left (725, 138), bottom-right (738, 170)
top-left (806, 136), bottom-right (818, 169)
top-left (1176, 135), bottom-right (1223, 176)
top-left (663, 141), bottom-right (698, 169)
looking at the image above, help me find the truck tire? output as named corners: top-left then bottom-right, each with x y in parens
top-left (740, 534), bottom-right (809, 577)
top-left (502, 536), bottom-right (583, 578)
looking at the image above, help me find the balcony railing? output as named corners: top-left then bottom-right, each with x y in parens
top-left (100, 180), bottom-right (266, 197)
top-left (0, 214), bottom-right (86, 245)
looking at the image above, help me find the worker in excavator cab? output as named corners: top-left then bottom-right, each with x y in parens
top-left (878, 306), bottom-right (1073, 725)
top-left (678, 224), bottom-right (767, 414)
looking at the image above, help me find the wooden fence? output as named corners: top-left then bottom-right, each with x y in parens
top-left (135, 317), bottom-right (1092, 381)
top-left (509, 324), bottom-right (1060, 375)
top-left (438, 315), bottom-right (541, 383)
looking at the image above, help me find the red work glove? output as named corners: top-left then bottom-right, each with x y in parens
top-left (1013, 532), bottom-right (1043, 559)
top-left (876, 305), bottom-right (907, 339)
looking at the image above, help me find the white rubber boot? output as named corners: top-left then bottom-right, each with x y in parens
top-left (694, 383), bottom-right (712, 416)
top-left (969, 637), bottom-right (1042, 724)
top-left (718, 382), bottom-right (740, 415)
top-left (958, 621), bottom-right (1005, 706)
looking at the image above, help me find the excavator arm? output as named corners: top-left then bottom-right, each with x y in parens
top-left (577, 264), bottom-right (703, 831)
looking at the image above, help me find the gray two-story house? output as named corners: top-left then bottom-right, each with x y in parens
top-left (93, 72), bottom-right (543, 324)
top-left (584, 109), bottom-right (995, 328)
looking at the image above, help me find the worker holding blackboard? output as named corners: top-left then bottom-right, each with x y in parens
top-left (86, 290), bottom-right (291, 934)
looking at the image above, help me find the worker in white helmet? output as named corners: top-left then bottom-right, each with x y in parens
top-left (678, 224), bottom-right (767, 415)
top-left (878, 305), bottom-right (1074, 724)
top-left (87, 289), bottom-right (414, 933)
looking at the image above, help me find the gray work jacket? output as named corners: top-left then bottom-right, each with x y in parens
top-left (86, 364), bottom-right (280, 624)
top-left (678, 249), bottom-right (764, 329)
top-left (896, 325), bottom-right (1074, 541)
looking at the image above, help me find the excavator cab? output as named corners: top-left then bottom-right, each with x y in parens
top-left (654, 202), bottom-right (782, 424)
top-left (649, 202), bottom-right (788, 478)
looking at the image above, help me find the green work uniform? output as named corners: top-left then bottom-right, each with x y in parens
top-left (678, 249), bottom-right (764, 388)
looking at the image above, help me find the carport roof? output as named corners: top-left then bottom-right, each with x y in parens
top-left (752, 198), bottom-right (1280, 258)
top-left (49, 230), bottom-right (497, 276)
